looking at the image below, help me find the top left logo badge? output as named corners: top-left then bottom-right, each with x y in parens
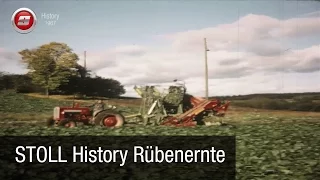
top-left (11, 8), bottom-right (37, 34)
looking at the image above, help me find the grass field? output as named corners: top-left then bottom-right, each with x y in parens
top-left (0, 90), bottom-right (320, 179)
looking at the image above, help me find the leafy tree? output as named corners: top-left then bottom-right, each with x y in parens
top-left (19, 42), bottom-right (79, 96)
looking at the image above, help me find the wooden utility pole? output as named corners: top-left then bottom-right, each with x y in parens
top-left (84, 51), bottom-right (87, 69)
top-left (204, 38), bottom-right (209, 99)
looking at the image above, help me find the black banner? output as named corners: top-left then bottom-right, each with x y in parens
top-left (0, 136), bottom-right (235, 180)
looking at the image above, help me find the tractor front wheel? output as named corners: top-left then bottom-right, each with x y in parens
top-left (58, 119), bottom-right (77, 128)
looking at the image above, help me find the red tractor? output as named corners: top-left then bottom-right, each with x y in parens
top-left (46, 103), bottom-right (125, 128)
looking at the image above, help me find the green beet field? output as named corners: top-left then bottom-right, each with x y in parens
top-left (0, 90), bottom-right (320, 180)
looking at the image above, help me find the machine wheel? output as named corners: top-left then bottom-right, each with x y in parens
top-left (94, 110), bottom-right (125, 128)
top-left (46, 116), bottom-right (55, 127)
top-left (58, 119), bottom-right (77, 128)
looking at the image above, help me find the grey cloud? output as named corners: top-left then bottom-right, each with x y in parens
top-left (300, 11), bottom-right (320, 18)
top-left (0, 50), bottom-right (20, 64)
top-left (124, 62), bottom-right (253, 86)
top-left (82, 52), bottom-right (119, 72)
top-left (245, 41), bottom-right (288, 57)
top-left (219, 59), bottom-right (241, 66)
top-left (167, 14), bottom-right (320, 54)
top-left (248, 46), bottom-right (286, 57)
top-left (88, 60), bottom-right (118, 71)
top-left (266, 66), bottom-right (291, 73)
top-left (208, 66), bottom-right (253, 79)
top-left (300, 11), bottom-right (320, 17)
top-left (291, 57), bottom-right (320, 73)
top-left (84, 45), bottom-right (147, 72)
top-left (112, 45), bottom-right (147, 57)
top-left (0, 49), bottom-right (26, 74)
top-left (128, 71), bottom-right (187, 85)
top-left (121, 50), bottom-right (145, 57)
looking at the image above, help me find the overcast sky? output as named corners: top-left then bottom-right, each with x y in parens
top-left (0, 0), bottom-right (320, 97)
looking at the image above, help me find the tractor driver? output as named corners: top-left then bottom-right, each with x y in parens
top-left (88, 100), bottom-right (117, 123)
top-left (88, 100), bottom-right (106, 118)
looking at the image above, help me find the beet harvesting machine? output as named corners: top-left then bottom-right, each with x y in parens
top-left (46, 82), bottom-right (230, 128)
top-left (125, 82), bottom-right (230, 127)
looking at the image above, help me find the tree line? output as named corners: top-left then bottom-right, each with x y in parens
top-left (0, 42), bottom-right (125, 98)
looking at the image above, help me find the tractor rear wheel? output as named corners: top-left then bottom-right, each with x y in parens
top-left (46, 116), bottom-right (55, 127)
top-left (94, 110), bottom-right (125, 128)
top-left (58, 119), bottom-right (77, 128)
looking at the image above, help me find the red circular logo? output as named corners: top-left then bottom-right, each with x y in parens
top-left (11, 8), bottom-right (37, 34)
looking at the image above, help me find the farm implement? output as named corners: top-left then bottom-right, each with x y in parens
top-left (126, 83), bottom-right (230, 127)
top-left (46, 82), bottom-right (230, 128)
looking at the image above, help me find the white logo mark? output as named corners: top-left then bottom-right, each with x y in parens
top-left (17, 16), bottom-right (31, 26)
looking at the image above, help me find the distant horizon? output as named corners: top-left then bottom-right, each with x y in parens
top-left (2, 68), bottom-right (320, 98)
